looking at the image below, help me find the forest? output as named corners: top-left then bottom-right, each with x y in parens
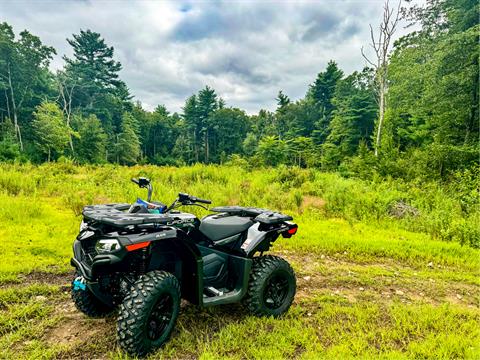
top-left (0, 0), bottom-right (477, 182)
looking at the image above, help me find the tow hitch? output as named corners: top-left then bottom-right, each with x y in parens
top-left (73, 276), bottom-right (87, 291)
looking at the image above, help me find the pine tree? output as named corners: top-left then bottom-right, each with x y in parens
top-left (323, 69), bottom-right (377, 167)
top-left (75, 114), bottom-right (107, 163)
top-left (63, 29), bottom-right (129, 112)
top-left (197, 86), bottom-right (218, 163)
top-left (115, 112), bottom-right (140, 165)
top-left (276, 90), bottom-right (290, 109)
top-left (309, 61), bottom-right (344, 144)
top-left (182, 95), bottom-right (199, 163)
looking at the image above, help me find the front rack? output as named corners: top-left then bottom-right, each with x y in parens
top-left (82, 203), bottom-right (173, 227)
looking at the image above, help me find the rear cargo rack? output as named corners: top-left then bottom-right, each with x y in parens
top-left (210, 206), bottom-right (292, 225)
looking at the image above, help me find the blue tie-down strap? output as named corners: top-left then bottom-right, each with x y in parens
top-left (73, 276), bottom-right (87, 291)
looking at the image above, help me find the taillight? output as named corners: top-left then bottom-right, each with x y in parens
top-left (287, 227), bottom-right (297, 235)
top-left (282, 223), bottom-right (298, 238)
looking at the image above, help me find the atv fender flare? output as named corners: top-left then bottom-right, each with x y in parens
top-left (241, 223), bottom-right (277, 257)
top-left (121, 227), bottom-right (203, 305)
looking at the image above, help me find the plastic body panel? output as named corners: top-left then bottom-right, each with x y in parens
top-left (196, 244), bottom-right (252, 306)
top-left (199, 215), bottom-right (253, 241)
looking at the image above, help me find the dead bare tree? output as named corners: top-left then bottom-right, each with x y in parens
top-left (361, 0), bottom-right (402, 157)
top-left (56, 73), bottom-right (77, 153)
top-left (2, 62), bottom-right (24, 151)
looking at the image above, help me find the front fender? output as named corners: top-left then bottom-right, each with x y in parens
top-left (117, 226), bottom-right (179, 246)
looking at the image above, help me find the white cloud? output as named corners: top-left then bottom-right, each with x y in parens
top-left (0, 0), bottom-right (412, 114)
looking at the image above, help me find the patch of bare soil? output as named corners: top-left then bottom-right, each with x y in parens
top-left (22, 270), bottom-right (73, 286)
top-left (1, 271), bottom-right (73, 289)
top-left (45, 301), bottom-right (115, 359)
top-left (301, 196), bottom-right (326, 212)
top-left (274, 251), bottom-right (480, 308)
top-left (47, 302), bottom-right (101, 345)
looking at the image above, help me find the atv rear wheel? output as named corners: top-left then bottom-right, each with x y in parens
top-left (71, 272), bottom-right (114, 317)
top-left (244, 255), bottom-right (296, 317)
top-left (117, 270), bottom-right (180, 357)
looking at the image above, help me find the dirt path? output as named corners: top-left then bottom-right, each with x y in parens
top-left (5, 253), bottom-right (478, 359)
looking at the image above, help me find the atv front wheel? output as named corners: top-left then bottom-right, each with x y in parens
top-left (117, 270), bottom-right (180, 357)
top-left (71, 272), bottom-right (114, 317)
top-left (244, 255), bottom-right (296, 317)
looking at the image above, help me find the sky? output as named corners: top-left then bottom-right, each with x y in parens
top-left (0, 0), bottom-right (414, 114)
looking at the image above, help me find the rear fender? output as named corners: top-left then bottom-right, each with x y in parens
top-left (241, 223), bottom-right (279, 257)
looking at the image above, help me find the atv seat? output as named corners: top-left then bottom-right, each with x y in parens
top-left (200, 215), bottom-right (253, 242)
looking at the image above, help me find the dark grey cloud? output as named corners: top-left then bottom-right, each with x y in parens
top-left (0, 0), bottom-right (412, 114)
top-left (170, 2), bottom-right (275, 42)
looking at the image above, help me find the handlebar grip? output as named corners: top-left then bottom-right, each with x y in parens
top-left (192, 197), bottom-right (211, 204)
top-left (131, 178), bottom-right (139, 185)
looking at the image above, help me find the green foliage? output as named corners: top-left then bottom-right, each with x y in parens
top-left (0, 118), bottom-right (20, 161)
top-left (208, 107), bottom-right (249, 162)
top-left (308, 60), bottom-right (344, 144)
top-left (384, 0), bottom-right (479, 177)
top-left (32, 101), bottom-right (71, 161)
top-left (257, 136), bottom-right (288, 166)
top-left (323, 69), bottom-right (377, 167)
top-left (115, 112), bottom-right (140, 165)
top-left (63, 29), bottom-right (127, 110)
top-left (74, 114), bottom-right (107, 164)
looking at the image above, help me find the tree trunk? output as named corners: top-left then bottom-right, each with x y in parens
top-left (153, 130), bottom-right (156, 157)
top-left (361, 1), bottom-right (402, 157)
top-left (205, 129), bottom-right (209, 163)
top-left (59, 80), bottom-right (75, 153)
top-left (375, 80), bottom-right (386, 157)
top-left (48, 147), bottom-right (51, 162)
top-left (194, 130), bottom-right (198, 162)
top-left (4, 90), bottom-right (10, 120)
top-left (7, 64), bottom-right (23, 151)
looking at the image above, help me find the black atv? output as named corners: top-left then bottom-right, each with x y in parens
top-left (71, 177), bottom-right (298, 357)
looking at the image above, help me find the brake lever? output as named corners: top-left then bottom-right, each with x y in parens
top-left (192, 203), bottom-right (209, 210)
top-left (176, 202), bottom-right (209, 211)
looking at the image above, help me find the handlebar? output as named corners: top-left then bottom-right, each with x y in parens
top-left (131, 180), bottom-right (212, 212)
top-left (165, 192), bottom-right (211, 212)
top-left (178, 192), bottom-right (211, 205)
top-left (131, 177), bottom-right (152, 202)
top-left (190, 196), bottom-right (211, 204)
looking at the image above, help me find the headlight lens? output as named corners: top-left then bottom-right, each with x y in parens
top-left (95, 239), bottom-right (121, 253)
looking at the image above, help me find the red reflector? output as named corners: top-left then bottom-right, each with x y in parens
top-left (288, 227), bottom-right (298, 235)
top-left (126, 241), bottom-right (151, 252)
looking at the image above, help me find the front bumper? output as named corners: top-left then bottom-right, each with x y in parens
top-left (71, 239), bottom-right (123, 281)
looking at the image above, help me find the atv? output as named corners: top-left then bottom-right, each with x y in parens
top-left (71, 177), bottom-right (298, 357)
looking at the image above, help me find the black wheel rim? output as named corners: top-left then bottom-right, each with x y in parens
top-left (147, 294), bottom-right (174, 341)
top-left (264, 273), bottom-right (290, 309)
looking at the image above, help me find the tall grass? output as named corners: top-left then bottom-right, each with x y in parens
top-left (0, 163), bottom-right (477, 247)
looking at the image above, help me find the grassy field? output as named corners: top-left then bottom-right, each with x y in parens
top-left (0, 163), bottom-right (479, 359)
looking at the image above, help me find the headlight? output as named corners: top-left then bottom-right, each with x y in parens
top-left (79, 221), bottom-right (88, 232)
top-left (95, 239), bottom-right (121, 253)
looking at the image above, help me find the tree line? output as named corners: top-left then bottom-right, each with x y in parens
top-left (0, 0), bottom-right (477, 181)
